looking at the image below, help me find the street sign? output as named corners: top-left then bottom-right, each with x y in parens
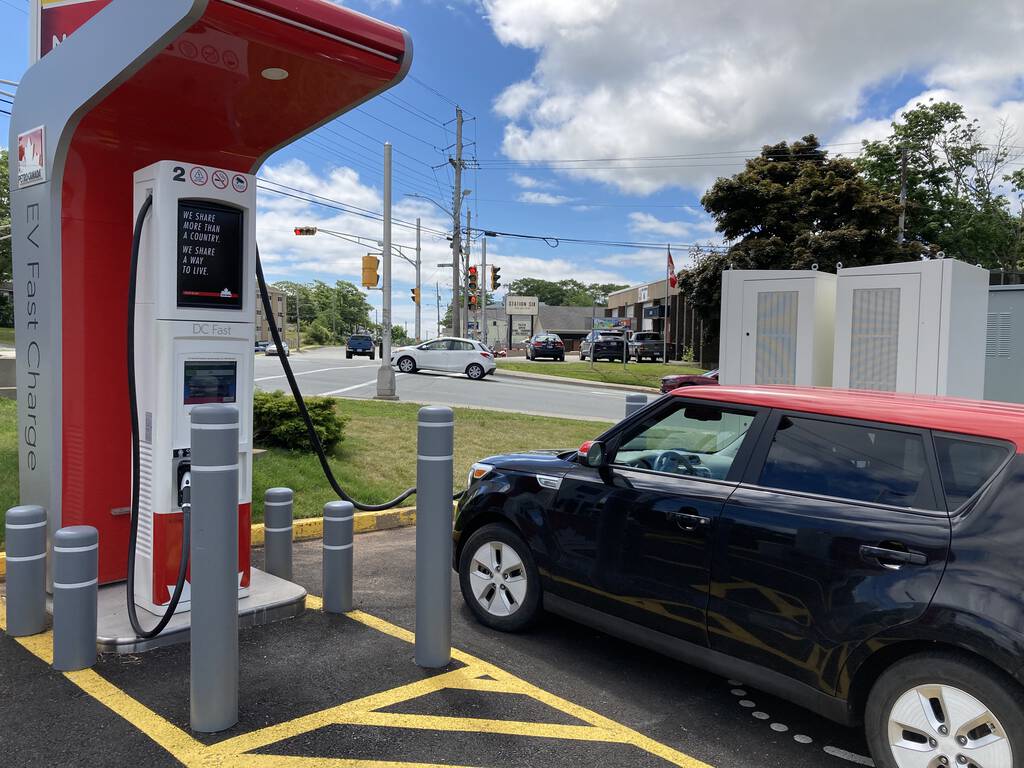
top-left (593, 317), bottom-right (632, 330)
top-left (643, 305), bottom-right (668, 318)
top-left (505, 295), bottom-right (538, 316)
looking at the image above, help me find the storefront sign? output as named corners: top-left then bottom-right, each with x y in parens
top-left (505, 295), bottom-right (539, 316)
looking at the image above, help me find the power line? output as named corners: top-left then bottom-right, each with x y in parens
top-left (354, 108), bottom-right (441, 150)
top-left (0, 0), bottom-right (27, 15)
top-left (407, 74), bottom-right (467, 113)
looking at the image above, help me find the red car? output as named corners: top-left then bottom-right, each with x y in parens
top-left (661, 368), bottom-right (719, 393)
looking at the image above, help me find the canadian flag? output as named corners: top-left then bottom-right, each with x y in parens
top-left (667, 248), bottom-right (677, 288)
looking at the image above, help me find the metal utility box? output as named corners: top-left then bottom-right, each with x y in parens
top-left (833, 259), bottom-right (988, 397)
top-left (719, 270), bottom-right (836, 387)
top-left (985, 286), bottom-right (1024, 404)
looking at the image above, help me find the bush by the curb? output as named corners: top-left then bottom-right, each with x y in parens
top-left (253, 389), bottom-right (348, 451)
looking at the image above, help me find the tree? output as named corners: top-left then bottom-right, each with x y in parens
top-left (1, 148), bottom-right (12, 326)
top-left (685, 135), bottom-right (917, 359)
top-left (858, 101), bottom-right (1024, 268)
top-left (272, 279), bottom-right (373, 343)
top-left (504, 277), bottom-right (628, 306)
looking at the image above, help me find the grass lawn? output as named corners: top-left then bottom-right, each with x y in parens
top-left (251, 399), bottom-right (610, 525)
top-left (0, 327), bottom-right (14, 345)
top-left (0, 397), bottom-right (611, 546)
top-left (497, 359), bottom-right (705, 390)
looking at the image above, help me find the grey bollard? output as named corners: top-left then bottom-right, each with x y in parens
top-left (625, 393), bottom-right (648, 417)
top-left (415, 406), bottom-right (454, 668)
top-left (189, 404), bottom-right (239, 733)
top-left (52, 525), bottom-right (98, 671)
top-left (5, 505), bottom-right (48, 637)
top-left (263, 488), bottom-right (294, 581)
top-left (323, 500), bottom-right (354, 613)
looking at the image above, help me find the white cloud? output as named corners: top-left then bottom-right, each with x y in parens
top-left (517, 191), bottom-right (573, 205)
top-left (510, 173), bottom-right (551, 189)
top-left (483, 0), bottom-right (1024, 195)
top-left (628, 212), bottom-right (689, 239)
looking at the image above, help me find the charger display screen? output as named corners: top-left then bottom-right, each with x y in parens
top-left (183, 361), bottom-right (237, 405)
top-left (177, 200), bottom-right (244, 310)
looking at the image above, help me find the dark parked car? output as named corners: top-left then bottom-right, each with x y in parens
top-left (255, 340), bottom-right (269, 353)
top-left (628, 331), bottom-right (664, 362)
top-left (580, 330), bottom-right (627, 362)
top-left (346, 333), bottom-right (375, 360)
top-left (525, 333), bottom-right (565, 361)
top-left (660, 368), bottom-right (719, 393)
top-left (454, 385), bottom-right (1024, 767)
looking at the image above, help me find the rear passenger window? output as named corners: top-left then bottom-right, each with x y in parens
top-left (933, 436), bottom-right (1011, 508)
top-left (759, 416), bottom-right (938, 509)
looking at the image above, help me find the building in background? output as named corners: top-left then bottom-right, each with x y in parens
top-left (606, 277), bottom-right (709, 364)
top-left (256, 284), bottom-right (288, 342)
top-left (458, 303), bottom-right (596, 352)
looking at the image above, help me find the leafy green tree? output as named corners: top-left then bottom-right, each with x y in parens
top-left (273, 279), bottom-right (373, 343)
top-left (685, 135), bottom-right (917, 359)
top-left (858, 101), bottom-right (1024, 268)
top-left (504, 278), bottom-right (627, 306)
top-left (1, 148), bottom-right (12, 326)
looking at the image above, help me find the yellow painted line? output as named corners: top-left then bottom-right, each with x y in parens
top-left (1, 593), bottom-right (712, 768)
top-left (0, 552), bottom-right (5, 580)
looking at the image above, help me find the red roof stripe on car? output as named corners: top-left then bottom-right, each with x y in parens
top-left (671, 385), bottom-right (1024, 452)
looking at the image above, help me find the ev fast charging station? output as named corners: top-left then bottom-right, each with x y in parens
top-left (8, 0), bottom-right (411, 650)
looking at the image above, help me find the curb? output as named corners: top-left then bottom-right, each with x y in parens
top-left (0, 505), bottom-right (422, 581)
top-left (494, 367), bottom-right (660, 393)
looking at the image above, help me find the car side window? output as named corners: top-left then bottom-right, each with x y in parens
top-left (933, 436), bottom-right (1011, 508)
top-left (421, 340), bottom-right (449, 351)
top-left (453, 340), bottom-right (474, 351)
top-left (613, 404), bottom-right (757, 480)
top-left (758, 416), bottom-right (938, 510)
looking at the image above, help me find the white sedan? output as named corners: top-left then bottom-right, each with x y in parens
top-left (391, 337), bottom-right (496, 380)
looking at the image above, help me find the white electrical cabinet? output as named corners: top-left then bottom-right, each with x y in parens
top-left (985, 285), bottom-right (1024, 404)
top-left (719, 270), bottom-right (836, 387)
top-left (832, 259), bottom-right (988, 398)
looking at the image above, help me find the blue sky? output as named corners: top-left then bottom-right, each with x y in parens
top-left (3, 0), bottom-right (1024, 333)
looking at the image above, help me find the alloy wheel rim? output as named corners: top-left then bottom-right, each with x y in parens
top-left (888, 683), bottom-right (1011, 768)
top-left (468, 365), bottom-right (482, 379)
top-left (468, 541), bottom-right (528, 617)
top-left (399, 358), bottom-right (415, 372)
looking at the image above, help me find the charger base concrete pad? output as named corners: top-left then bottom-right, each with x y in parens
top-left (87, 568), bottom-right (305, 654)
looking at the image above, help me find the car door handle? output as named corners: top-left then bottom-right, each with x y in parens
top-left (668, 510), bottom-right (711, 531)
top-left (860, 545), bottom-right (928, 568)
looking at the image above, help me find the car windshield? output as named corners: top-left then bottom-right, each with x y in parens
top-left (351, 335), bottom-right (370, 341)
top-left (634, 333), bottom-right (660, 341)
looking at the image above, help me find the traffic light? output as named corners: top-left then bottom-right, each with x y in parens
top-left (410, 287), bottom-right (420, 305)
top-left (467, 265), bottom-right (479, 293)
top-left (361, 254), bottom-right (380, 288)
top-left (490, 265), bottom-right (501, 290)
top-left (293, 226), bottom-right (317, 236)
top-left (469, 294), bottom-right (479, 309)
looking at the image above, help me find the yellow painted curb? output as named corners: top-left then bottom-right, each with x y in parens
top-left (0, 505), bottom-right (422, 581)
top-left (250, 504), bottom-right (418, 547)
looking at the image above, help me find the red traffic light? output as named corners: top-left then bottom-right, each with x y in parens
top-left (468, 265), bottom-right (478, 276)
top-left (294, 226), bottom-right (317, 236)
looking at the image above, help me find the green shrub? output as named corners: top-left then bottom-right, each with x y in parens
top-left (253, 390), bottom-right (347, 451)
top-left (305, 321), bottom-right (332, 345)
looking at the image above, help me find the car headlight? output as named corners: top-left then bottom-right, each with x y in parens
top-left (467, 462), bottom-right (494, 488)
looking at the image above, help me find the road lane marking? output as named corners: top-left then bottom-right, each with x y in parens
top-left (255, 365), bottom-right (375, 382)
top-left (319, 373), bottom-right (406, 396)
top-left (823, 746), bottom-right (875, 766)
top-left (2, 595), bottom-right (713, 768)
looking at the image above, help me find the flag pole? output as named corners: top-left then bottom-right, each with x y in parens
top-left (664, 244), bottom-right (670, 365)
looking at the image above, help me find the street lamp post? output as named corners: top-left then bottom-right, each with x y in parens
top-left (375, 143), bottom-right (398, 400)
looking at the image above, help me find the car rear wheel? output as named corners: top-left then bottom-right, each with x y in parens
top-left (397, 356), bottom-right (416, 373)
top-left (866, 652), bottom-right (1024, 768)
top-left (459, 524), bottom-right (540, 632)
top-left (466, 363), bottom-right (485, 380)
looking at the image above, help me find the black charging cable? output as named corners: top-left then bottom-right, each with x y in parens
top-left (255, 247), bottom-right (421, 511)
top-left (126, 195), bottom-right (192, 639)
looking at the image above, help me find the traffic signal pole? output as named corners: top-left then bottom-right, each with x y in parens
top-left (449, 107), bottom-right (464, 339)
top-left (415, 217), bottom-right (422, 342)
top-left (376, 142), bottom-right (398, 400)
top-left (480, 238), bottom-right (487, 346)
top-left (462, 209), bottom-right (470, 337)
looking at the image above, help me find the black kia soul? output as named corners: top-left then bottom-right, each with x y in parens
top-left (453, 385), bottom-right (1024, 768)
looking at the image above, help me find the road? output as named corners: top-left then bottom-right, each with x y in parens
top-left (255, 346), bottom-right (640, 422)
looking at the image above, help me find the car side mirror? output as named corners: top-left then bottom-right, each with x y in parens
top-left (579, 440), bottom-right (608, 468)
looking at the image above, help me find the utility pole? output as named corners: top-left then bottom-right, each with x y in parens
top-left (449, 107), bottom-right (465, 341)
top-left (462, 208), bottom-right (471, 338)
top-left (435, 281), bottom-right (441, 338)
top-left (294, 293), bottom-right (301, 352)
top-left (897, 146), bottom-right (908, 245)
top-left (376, 142), bottom-right (398, 400)
top-left (480, 238), bottom-right (487, 347)
top-left (414, 217), bottom-right (422, 342)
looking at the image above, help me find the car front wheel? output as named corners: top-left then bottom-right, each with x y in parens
top-left (866, 652), bottom-right (1024, 768)
top-left (459, 523), bottom-right (540, 632)
top-left (397, 356), bottom-right (417, 373)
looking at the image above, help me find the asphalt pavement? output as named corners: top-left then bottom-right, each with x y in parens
top-left (255, 347), bottom-right (641, 422)
top-left (0, 527), bottom-right (876, 767)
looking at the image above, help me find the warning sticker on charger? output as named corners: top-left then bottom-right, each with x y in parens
top-left (177, 200), bottom-right (244, 310)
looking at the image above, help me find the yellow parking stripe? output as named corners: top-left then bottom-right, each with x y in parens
top-left (2, 597), bottom-right (713, 768)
